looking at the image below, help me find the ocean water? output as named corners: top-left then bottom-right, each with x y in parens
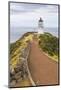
top-left (10, 27), bottom-right (58, 43)
top-left (45, 27), bottom-right (58, 37)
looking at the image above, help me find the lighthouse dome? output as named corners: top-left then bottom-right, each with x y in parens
top-left (39, 18), bottom-right (43, 22)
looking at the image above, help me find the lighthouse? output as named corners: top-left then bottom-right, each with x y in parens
top-left (38, 17), bottom-right (44, 34)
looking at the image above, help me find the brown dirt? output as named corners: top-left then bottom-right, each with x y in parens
top-left (28, 40), bottom-right (58, 85)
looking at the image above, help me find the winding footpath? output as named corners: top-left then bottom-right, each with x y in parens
top-left (28, 40), bottom-right (58, 85)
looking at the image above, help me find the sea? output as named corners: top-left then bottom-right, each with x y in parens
top-left (10, 27), bottom-right (59, 43)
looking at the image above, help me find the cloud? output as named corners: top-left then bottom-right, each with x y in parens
top-left (10, 3), bottom-right (58, 28)
top-left (10, 3), bottom-right (56, 14)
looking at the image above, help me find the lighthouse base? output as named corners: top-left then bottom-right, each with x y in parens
top-left (37, 28), bottom-right (44, 34)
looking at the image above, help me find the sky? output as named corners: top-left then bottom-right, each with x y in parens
top-left (10, 2), bottom-right (58, 28)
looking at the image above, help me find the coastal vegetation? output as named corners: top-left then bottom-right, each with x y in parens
top-left (38, 32), bottom-right (59, 61)
top-left (9, 32), bottom-right (59, 87)
top-left (10, 33), bottom-right (33, 87)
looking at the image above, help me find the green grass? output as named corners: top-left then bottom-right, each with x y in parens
top-left (10, 33), bottom-right (33, 86)
top-left (38, 32), bottom-right (59, 62)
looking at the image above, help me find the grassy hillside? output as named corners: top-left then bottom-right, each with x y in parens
top-left (9, 31), bottom-right (59, 87)
top-left (10, 33), bottom-right (33, 87)
top-left (38, 32), bottom-right (59, 61)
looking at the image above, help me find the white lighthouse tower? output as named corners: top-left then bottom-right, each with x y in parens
top-left (38, 17), bottom-right (44, 34)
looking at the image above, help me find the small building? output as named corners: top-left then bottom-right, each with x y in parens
top-left (38, 17), bottom-right (44, 34)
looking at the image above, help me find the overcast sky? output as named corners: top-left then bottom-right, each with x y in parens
top-left (10, 3), bottom-right (58, 28)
